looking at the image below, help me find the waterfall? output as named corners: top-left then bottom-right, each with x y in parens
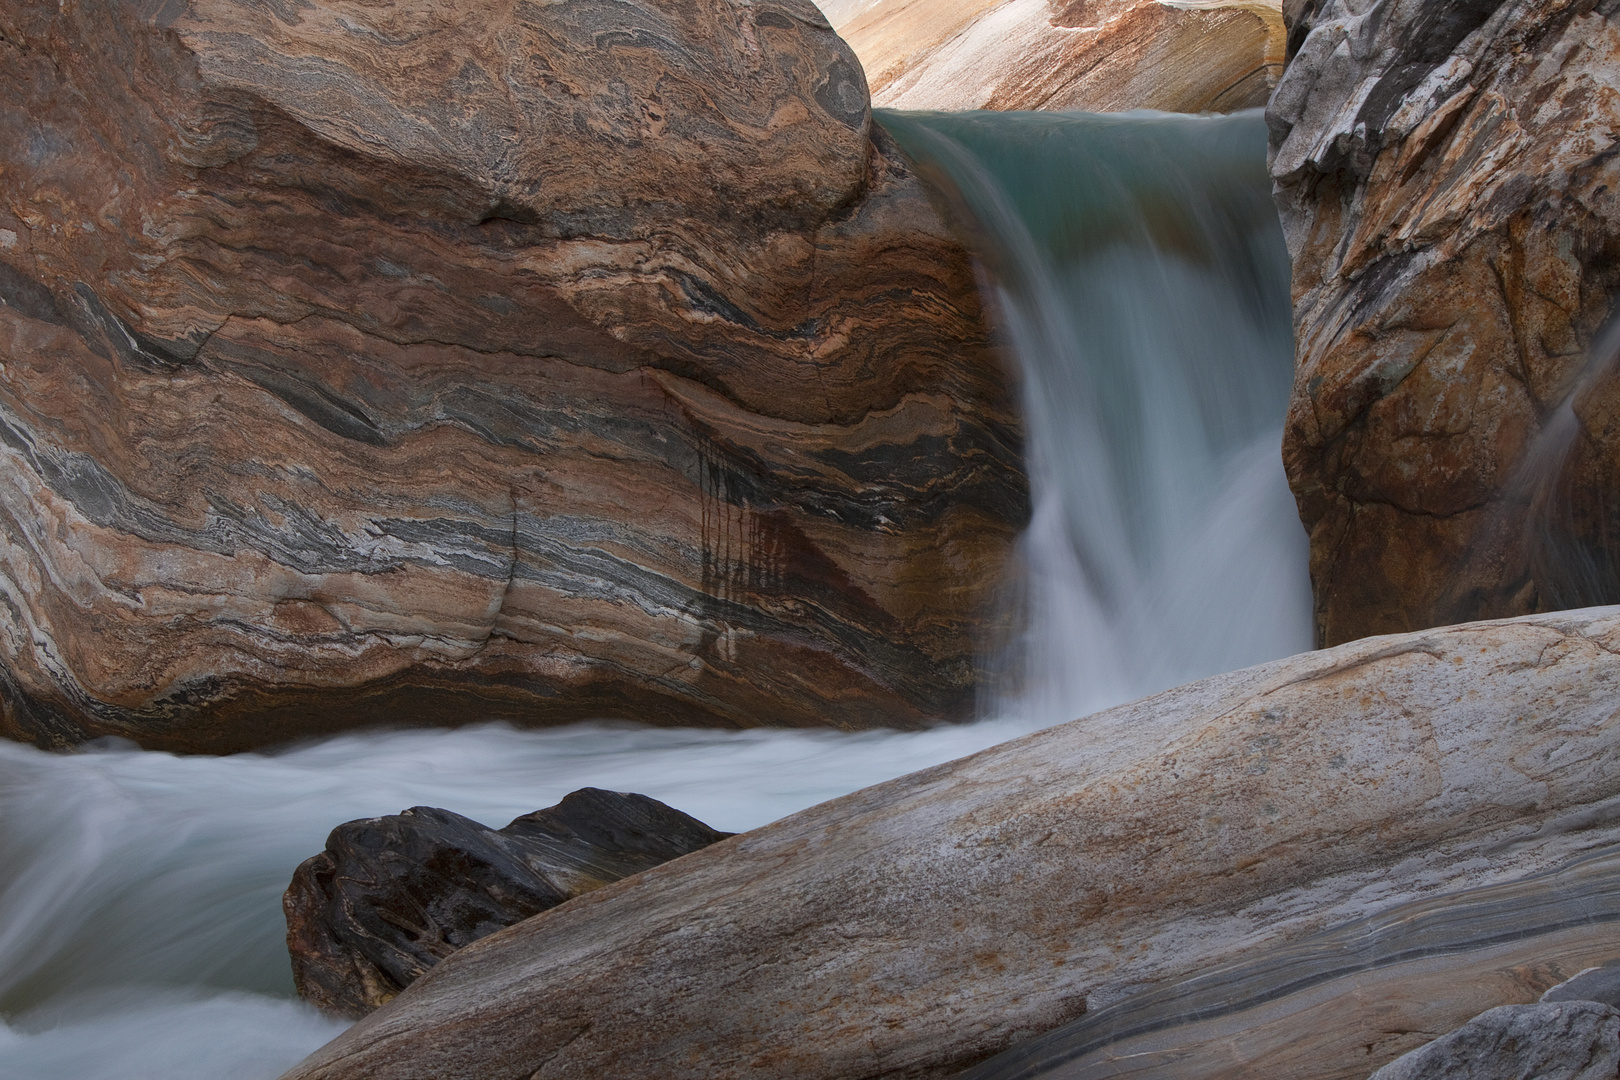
top-left (876, 108), bottom-right (1309, 723)
top-left (0, 110), bottom-right (1307, 1079)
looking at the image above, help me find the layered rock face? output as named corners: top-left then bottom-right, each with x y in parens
top-left (0, 0), bottom-right (1027, 750)
top-left (282, 608), bottom-right (1620, 1080)
top-left (821, 0), bottom-right (1285, 112)
top-left (1271, 0), bottom-right (1620, 645)
top-left (285, 789), bottom-right (730, 1019)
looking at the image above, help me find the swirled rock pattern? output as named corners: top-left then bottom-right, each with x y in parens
top-left (1270, 0), bottom-right (1620, 645)
top-left (821, 0), bottom-right (1285, 113)
top-left (0, 0), bottom-right (1027, 750)
top-left (281, 608), bottom-right (1620, 1080)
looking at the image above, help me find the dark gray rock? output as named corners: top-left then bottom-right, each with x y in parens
top-left (284, 788), bottom-right (731, 1018)
top-left (1544, 962), bottom-right (1620, 1009)
top-left (1367, 1001), bottom-right (1620, 1080)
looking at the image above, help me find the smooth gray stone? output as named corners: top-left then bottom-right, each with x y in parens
top-left (1543, 963), bottom-right (1620, 1007)
top-left (1367, 1002), bottom-right (1620, 1080)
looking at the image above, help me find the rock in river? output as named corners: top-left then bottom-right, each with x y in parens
top-left (1271, 0), bottom-right (1620, 646)
top-left (285, 788), bottom-right (730, 1019)
top-left (0, 0), bottom-right (1027, 750)
top-left (279, 608), bottom-right (1620, 1080)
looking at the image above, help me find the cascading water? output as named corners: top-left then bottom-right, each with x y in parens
top-left (0, 110), bottom-right (1308, 1080)
top-left (876, 108), bottom-right (1310, 723)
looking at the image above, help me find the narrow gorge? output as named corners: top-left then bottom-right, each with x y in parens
top-left (5, 1), bottom-right (1620, 1080)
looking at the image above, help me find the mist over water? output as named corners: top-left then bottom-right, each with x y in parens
top-left (0, 110), bottom-right (1310, 1080)
top-left (876, 108), bottom-right (1310, 723)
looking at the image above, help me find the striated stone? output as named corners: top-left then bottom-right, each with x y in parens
top-left (1270, 0), bottom-right (1620, 646)
top-left (962, 845), bottom-right (1620, 1080)
top-left (284, 788), bottom-right (730, 1019)
top-left (281, 608), bottom-right (1620, 1080)
top-left (0, 0), bottom-right (1028, 751)
top-left (1367, 1001), bottom-right (1620, 1080)
top-left (821, 0), bottom-right (1286, 113)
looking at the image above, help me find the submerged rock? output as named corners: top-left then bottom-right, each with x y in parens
top-left (1367, 1002), bottom-right (1620, 1080)
top-left (280, 609), bottom-right (1620, 1080)
top-left (1270, 0), bottom-right (1620, 645)
top-left (284, 788), bottom-right (730, 1019)
top-left (0, 0), bottom-right (1027, 751)
top-left (823, 0), bottom-right (1286, 113)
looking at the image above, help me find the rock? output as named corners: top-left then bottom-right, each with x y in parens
top-left (1544, 962), bottom-right (1620, 1008)
top-left (1366, 1001), bottom-right (1620, 1080)
top-left (959, 845), bottom-right (1620, 1080)
top-left (1269, 0), bottom-right (1620, 646)
top-left (284, 788), bottom-right (730, 1019)
top-left (822, 0), bottom-right (1286, 113)
top-left (0, 0), bottom-right (1027, 751)
top-left (280, 608), bottom-right (1620, 1080)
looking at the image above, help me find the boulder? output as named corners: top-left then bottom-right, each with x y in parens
top-left (960, 846), bottom-right (1620, 1080)
top-left (284, 788), bottom-right (730, 1019)
top-left (280, 608), bottom-right (1620, 1080)
top-left (0, 0), bottom-right (1027, 751)
top-left (822, 0), bottom-right (1286, 112)
top-left (1270, 0), bottom-right (1620, 646)
top-left (1545, 962), bottom-right (1620, 1008)
top-left (1367, 1002), bottom-right (1620, 1080)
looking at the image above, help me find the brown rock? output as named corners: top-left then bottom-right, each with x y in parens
top-left (1269, 0), bottom-right (1620, 646)
top-left (822, 0), bottom-right (1286, 113)
top-left (284, 788), bottom-right (730, 1019)
top-left (279, 608), bottom-right (1620, 1080)
top-left (0, 0), bottom-right (1027, 750)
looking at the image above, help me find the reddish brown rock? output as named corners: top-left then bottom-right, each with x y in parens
top-left (285, 789), bottom-right (730, 1019)
top-left (821, 0), bottom-right (1285, 113)
top-left (0, 0), bottom-right (1027, 750)
top-left (1270, 0), bottom-right (1620, 645)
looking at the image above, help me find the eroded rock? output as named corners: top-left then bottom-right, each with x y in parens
top-left (285, 788), bottom-right (730, 1019)
top-left (1367, 1001), bottom-right (1620, 1080)
top-left (1270, 0), bottom-right (1620, 645)
top-left (280, 609), bottom-right (1620, 1080)
top-left (0, 0), bottom-right (1027, 750)
top-left (823, 0), bottom-right (1286, 113)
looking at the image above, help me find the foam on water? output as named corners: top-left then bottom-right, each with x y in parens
top-left (0, 109), bottom-right (1310, 1079)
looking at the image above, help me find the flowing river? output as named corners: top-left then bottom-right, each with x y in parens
top-left (0, 109), bottom-right (1309, 1080)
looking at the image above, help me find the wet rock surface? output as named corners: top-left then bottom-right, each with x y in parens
top-left (823, 0), bottom-right (1285, 113)
top-left (280, 609), bottom-right (1620, 1080)
top-left (1270, 0), bottom-right (1620, 645)
top-left (0, 0), bottom-right (1027, 751)
top-left (1367, 1001), bottom-right (1620, 1080)
top-left (284, 788), bottom-right (730, 1019)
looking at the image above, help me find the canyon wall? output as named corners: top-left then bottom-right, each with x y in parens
top-left (1271, 0), bottom-right (1620, 645)
top-left (0, 0), bottom-right (1027, 751)
top-left (824, 0), bottom-right (1286, 113)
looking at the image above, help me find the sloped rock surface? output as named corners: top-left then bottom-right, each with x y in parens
top-left (280, 608), bottom-right (1620, 1080)
top-left (1270, 0), bottom-right (1620, 645)
top-left (284, 788), bottom-right (730, 1018)
top-left (1367, 1001), bottom-right (1620, 1080)
top-left (823, 0), bottom-right (1285, 113)
top-left (0, 0), bottom-right (1027, 750)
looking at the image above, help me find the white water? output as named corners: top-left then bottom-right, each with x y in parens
top-left (0, 111), bottom-right (1310, 1080)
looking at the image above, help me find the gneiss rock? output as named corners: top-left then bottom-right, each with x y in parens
top-left (280, 609), bottom-right (1620, 1080)
top-left (1366, 1001), bottom-right (1620, 1080)
top-left (285, 788), bottom-right (730, 1019)
top-left (824, 0), bottom-right (1285, 113)
top-left (0, 0), bottom-right (1026, 751)
top-left (1270, 0), bottom-right (1620, 646)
